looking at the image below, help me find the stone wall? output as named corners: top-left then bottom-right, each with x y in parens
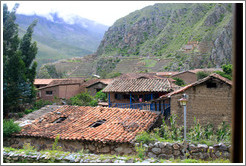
top-left (137, 141), bottom-right (231, 160)
top-left (4, 136), bottom-right (135, 156)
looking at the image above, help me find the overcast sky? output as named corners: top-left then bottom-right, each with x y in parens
top-left (2, 1), bottom-right (163, 26)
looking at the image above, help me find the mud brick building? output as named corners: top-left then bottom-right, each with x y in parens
top-left (7, 105), bottom-right (161, 155)
top-left (157, 73), bottom-right (232, 128)
top-left (171, 68), bottom-right (222, 85)
top-left (38, 79), bottom-right (85, 101)
top-left (85, 79), bottom-right (113, 96)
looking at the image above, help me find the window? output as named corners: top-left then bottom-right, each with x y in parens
top-left (89, 119), bottom-right (106, 128)
top-left (46, 91), bottom-right (53, 95)
top-left (96, 88), bottom-right (102, 92)
top-left (53, 117), bottom-right (67, 123)
top-left (206, 82), bottom-right (217, 88)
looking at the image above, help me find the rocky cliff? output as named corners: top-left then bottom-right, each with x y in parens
top-left (96, 3), bottom-right (232, 70)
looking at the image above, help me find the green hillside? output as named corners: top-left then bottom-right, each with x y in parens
top-left (16, 14), bottom-right (108, 68)
top-left (37, 3), bottom-right (233, 78)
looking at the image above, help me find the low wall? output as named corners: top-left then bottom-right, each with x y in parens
top-left (4, 136), bottom-right (135, 156)
top-left (138, 141), bottom-right (231, 160)
top-left (4, 137), bottom-right (231, 160)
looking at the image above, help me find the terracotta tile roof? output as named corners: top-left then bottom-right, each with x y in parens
top-left (172, 68), bottom-right (222, 77)
top-left (34, 79), bottom-right (58, 85)
top-left (160, 73), bottom-right (232, 98)
top-left (38, 79), bottom-right (85, 90)
top-left (16, 105), bottom-right (160, 143)
top-left (189, 68), bottom-right (222, 74)
top-left (102, 78), bottom-right (172, 93)
top-left (116, 73), bottom-right (161, 79)
top-left (156, 72), bottom-right (179, 77)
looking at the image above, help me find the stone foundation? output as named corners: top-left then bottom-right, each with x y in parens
top-left (4, 136), bottom-right (135, 156)
top-left (138, 142), bottom-right (231, 160)
top-left (4, 137), bottom-right (231, 160)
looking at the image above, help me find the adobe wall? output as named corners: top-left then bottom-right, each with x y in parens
top-left (172, 72), bottom-right (197, 85)
top-left (59, 84), bottom-right (81, 99)
top-left (86, 83), bottom-right (107, 96)
top-left (170, 81), bottom-right (232, 128)
top-left (4, 136), bottom-right (135, 156)
top-left (40, 86), bottom-right (59, 101)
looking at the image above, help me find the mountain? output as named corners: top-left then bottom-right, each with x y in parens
top-left (37, 3), bottom-right (233, 78)
top-left (16, 13), bottom-right (109, 68)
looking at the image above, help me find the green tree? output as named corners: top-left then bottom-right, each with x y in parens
top-left (3, 4), bottom-right (38, 118)
top-left (215, 64), bottom-right (232, 80)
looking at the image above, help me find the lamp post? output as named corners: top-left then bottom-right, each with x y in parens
top-left (179, 93), bottom-right (188, 158)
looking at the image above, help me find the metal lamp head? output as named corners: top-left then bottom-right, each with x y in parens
top-left (179, 93), bottom-right (188, 106)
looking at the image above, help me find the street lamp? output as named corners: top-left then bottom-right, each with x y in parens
top-left (179, 93), bottom-right (188, 157)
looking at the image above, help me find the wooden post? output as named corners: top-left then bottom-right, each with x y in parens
top-left (108, 93), bottom-right (111, 107)
top-left (130, 93), bottom-right (132, 108)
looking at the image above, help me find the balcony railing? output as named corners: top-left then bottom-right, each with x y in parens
top-left (110, 102), bottom-right (170, 116)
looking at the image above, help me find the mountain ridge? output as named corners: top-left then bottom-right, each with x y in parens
top-left (16, 13), bottom-right (109, 68)
top-left (37, 3), bottom-right (233, 78)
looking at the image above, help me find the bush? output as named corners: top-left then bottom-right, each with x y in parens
top-left (33, 99), bottom-right (52, 110)
top-left (135, 131), bottom-right (156, 144)
top-left (3, 119), bottom-right (21, 137)
top-left (196, 71), bottom-right (209, 80)
top-left (215, 71), bottom-right (232, 80)
top-left (24, 109), bottom-right (34, 114)
top-left (173, 77), bottom-right (185, 86)
top-left (95, 90), bottom-right (107, 102)
top-left (69, 92), bottom-right (97, 106)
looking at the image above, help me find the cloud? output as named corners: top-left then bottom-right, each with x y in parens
top-left (2, 1), bottom-right (158, 26)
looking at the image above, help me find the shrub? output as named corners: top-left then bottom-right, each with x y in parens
top-left (173, 77), bottom-right (185, 86)
top-left (24, 109), bottom-right (34, 114)
top-left (135, 131), bottom-right (156, 144)
top-left (3, 119), bottom-right (21, 137)
top-left (23, 143), bottom-right (36, 155)
top-left (196, 71), bottom-right (209, 80)
top-left (216, 121), bottom-right (230, 142)
top-left (52, 134), bottom-right (62, 151)
top-left (135, 142), bottom-right (146, 160)
top-left (33, 99), bottom-right (52, 110)
top-left (69, 92), bottom-right (97, 106)
top-left (95, 90), bottom-right (107, 102)
top-left (215, 71), bottom-right (232, 80)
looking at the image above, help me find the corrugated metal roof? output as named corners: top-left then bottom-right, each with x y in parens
top-left (16, 105), bottom-right (159, 143)
top-left (102, 78), bottom-right (172, 93)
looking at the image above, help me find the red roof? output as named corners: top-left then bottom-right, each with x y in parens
top-left (34, 79), bottom-right (58, 85)
top-left (102, 78), bottom-right (172, 93)
top-left (38, 79), bottom-right (85, 90)
top-left (160, 73), bottom-right (232, 98)
top-left (16, 105), bottom-right (160, 143)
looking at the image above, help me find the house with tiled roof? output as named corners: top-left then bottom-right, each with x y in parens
top-left (11, 105), bottom-right (161, 155)
top-left (171, 68), bottom-right (222, 85)
top-left (153, 73), bottom-right (232, 128)
top-left (34, 79), bottom-right (61, 89)
top-left (102, 78), bottom-right (179, 114)
top-left (85, 79), bottom-right (113, 96)
top-left (38, 79), bottom-right (86, 101)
